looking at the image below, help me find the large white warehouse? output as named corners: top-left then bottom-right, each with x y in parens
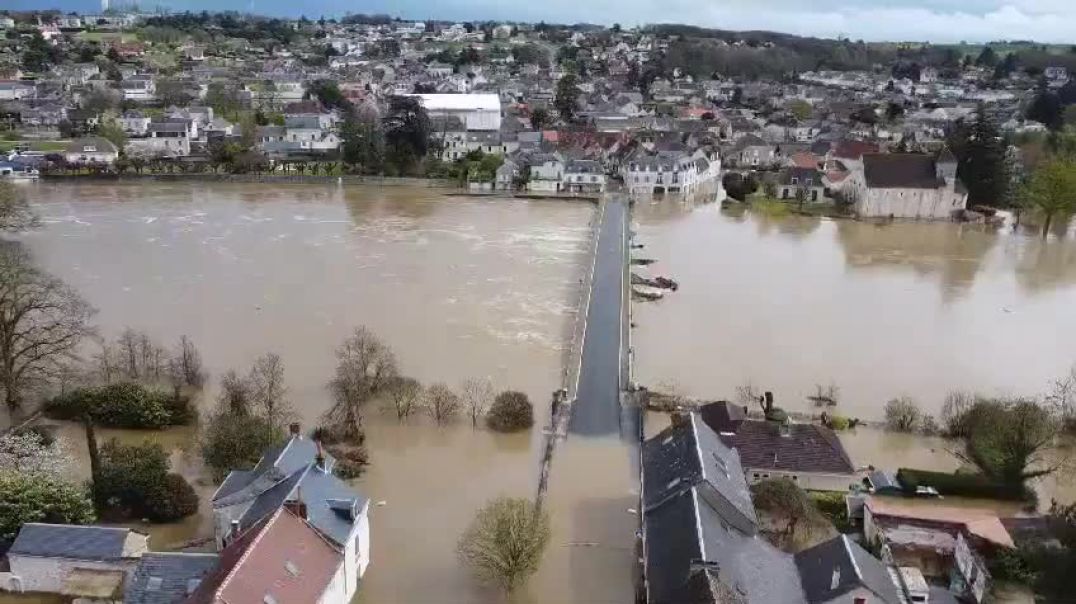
top-left (413, 93), bottom-right (502, 131)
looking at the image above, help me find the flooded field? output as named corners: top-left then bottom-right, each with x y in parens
top-left (17, 181), bottom-right (634, 604)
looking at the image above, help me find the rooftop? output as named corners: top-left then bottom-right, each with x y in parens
top-left (9, 524), bottom-right (141, 561)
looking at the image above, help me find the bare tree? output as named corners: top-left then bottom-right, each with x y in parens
top-left (425, 383), bottom-right (461, 426)
top-left (735, 379), bottom-right (762, 413)
top-left (0, 245), bottom-right (95, 413)
top-left (175, 335), bottom-right (206, 388)
top-left (117, 328), bottom-right (141, 379)
top-left (384, 376), bottom-right (422, 421)
top-left (884, 396), bottom-right (921, 432)
top-left (93, 339), bottom-right (120, 385)
top-left (0, 181), bottom-right (40, 233)
top-left (1046, 364), bottom-right (1076, 428)
top-left (249, 352), bottom-right (293, 436)
top-left (217, 370), bottom-right (253, 417)
top-left (324, 327), bottom-right (399, 441)
top-left (461, 377), bottom-right (494, 428)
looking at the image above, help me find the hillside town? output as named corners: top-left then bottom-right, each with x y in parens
top-left (0, 7), bottom-right (1075, 604)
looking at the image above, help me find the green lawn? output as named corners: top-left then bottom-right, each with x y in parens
top-left (0, 140), bottom-right (70, 153)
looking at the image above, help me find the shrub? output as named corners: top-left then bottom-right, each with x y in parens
top-left (95, 440), bottom-right (198, 522)
top-left (896, 468), bottom-right (1027, 501)
top-left (0, 472), bottom-right (95, 539)
top-left (486, 391), bottom-right (534, 432)
top-left (326, 444), bottom-right (369, 479)
top-left (45, 382), bottom-right (191, 429)
top-left (809, 491), bottom-right (853, 533)
top-left (458, 497), bottom-right (550, 594)
top-left (827, 415), bottom-right (850, 431)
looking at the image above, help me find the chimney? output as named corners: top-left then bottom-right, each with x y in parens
top-left (763, 391), bottom-right (774, 414)
top-left (289, 422), bottom-right (302, 438)
top-left (315, 440), bottom-right (326, 472)
top-left (224, 519), bottom-right (240, 546)
top-left (284, 498), bottom-right (308, 520)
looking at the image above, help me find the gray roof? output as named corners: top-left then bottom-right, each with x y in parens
top-left (148, 121), bottom-right (189, 134)
top-left (124, 553), bottom-right (220, 604)
top-left (795, 535), bottom-right (901, 604)
top-left (565, 159), bottom-right (602, 174)
top-left (9, 524), bottom-right (133, 561)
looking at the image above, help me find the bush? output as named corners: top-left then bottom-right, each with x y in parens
top-left (95, 440), bottom-right (198, 522)
top-left (45, 382), bottom-right (191, 429)
top-left (809, 491), bottom-right (853, 533)
top-left (201, 412), bottom-right (284, 481)
top-left (896, 468), bottom-right (1027, 501)
top-left (826, 415), bottom-right (850, 431)
top-left (486, 391), bottom-right (534, 432)
top-left (0, 472), bottom-right (95, 539)
top-left (325, 443), bottom-right (368, 479)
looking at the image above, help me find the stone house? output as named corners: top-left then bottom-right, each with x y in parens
top-left (63, 137), bottom-right (118, 165)
top-left (849, 150), bottom-right (967, 219)
top-left (775, 167), bottom-right (827, 203)
top-left (562, 159), bottom-right (606, 194)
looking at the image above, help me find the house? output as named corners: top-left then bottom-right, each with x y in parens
top-left (120, 75), bottom-right (156, 102)
top-left (188, 506), bottom-right (352, 604)
top-left (525, 153), bottom-right (564, 193)
top-left (0, 81), bottom-right (35, 101)
top-left (5, 523), bottom-right (149, 598)
top-left (210, 425), bottom-right (370, 602)
top-left (119, 110), bottom-right (152, 136)
top-left (124, 552), bottom-right (220, 603)
top-left (850, 150), bottom-right (966, 219)
top-left (699, 401), bottom-right (859, 492)
top-left (64, 137), bottom-right (118, 165)
top-left (126, 120), bottom-right (192, 157)
top-left (730, 134), bottom-right (777, 168)
top-left (413, 93), bottom-right (502, 131)
top-left (776, 167), bottom-right (826, 203)
top-left (562, 159), bottom-right (606, 194)
top-left (495, 159), bottom-right (519, 191)
top-left (641, 414), bottom-right (902, 604)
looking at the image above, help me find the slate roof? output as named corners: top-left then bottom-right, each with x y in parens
top-left (778, 167), bottom-right (824, 187)
top-left (795, 535), bottom-right (901, 604)
top-left (862, 153), bottom-right (944, 189)
top-left (9, 524), bottom-right (135, 561)
top-left (701, 415), bottom-right (856, 476)
top-left (64, 136), bottom-right (118, 154)
top-left (124, 553), bottom-right (220, 604)
top-left (698, 401), bottom-right (746, 434)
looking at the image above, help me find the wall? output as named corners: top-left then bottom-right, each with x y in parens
top-left (6, 556), bottom-right (137, 594)
top-left (744, 468), bottom-right (857, 493)
top-left (856, 183), bottom-right (966, 219)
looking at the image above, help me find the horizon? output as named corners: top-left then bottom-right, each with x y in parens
top-left (4, 0), bottom-right (1076, 45)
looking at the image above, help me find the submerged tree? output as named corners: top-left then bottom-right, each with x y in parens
top-left (461, 377), bottom-right (494, 429)
top-left (424, 383), bottom-right (461, 426)
top-left (384, 375), bottom-right (422, 421)
top-left (249, 352), bottom-right (294, 437)
top-left (458, 497), bottom-right (551, 595)
top-left (1021, 155), bottom-right (1076, 238)
top-left (175, 335), bottom-right (206, 388)
top-left (0, 181), bottom-right (40, 232)
top-left (324, 327), bottom-right (399, 441)
top-left (0, 245), bottom-right (96, 413)
top-left (953, 398), bottom-right (1063, 486)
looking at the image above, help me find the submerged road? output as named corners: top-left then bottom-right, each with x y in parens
top-left (568, 198), bottom-right (629, 436)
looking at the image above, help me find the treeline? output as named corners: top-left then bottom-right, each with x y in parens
top-left (141, 11), bottom-right (300, 45)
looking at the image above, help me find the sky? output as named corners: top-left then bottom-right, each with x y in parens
top-left (9, 0), bottom-right (1076, 44)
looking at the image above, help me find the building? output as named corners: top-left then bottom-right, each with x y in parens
top-left (124, 552), bottom-right (220, 603)
top-left (776, 167), bottom-right (826, 202)
top-left (623, 150), bottom-right (718, 196)
top-left (5, 524), bottom-right (148, 598)
top-left (850, 150), bottom-right (967, 219)
top-left (526, 153), bottom-right (565, 193)
top-left (210, 426), bottom-right (370, 602)
top-left (63, 137), bottom-right (119, 165)
top-left (641, 414), bottom-right (902, 604)
top-left (699, 401), bottom-right (859, 492)
top-left (126, 120), bottom-right (192, 157)
top-left (413, 94), bottom-right (502, 131)
top-left (563, 159), bottom-right (606, 194)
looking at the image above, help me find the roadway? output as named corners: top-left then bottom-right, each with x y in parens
top-left (568, 197), bottom-right (628, 437)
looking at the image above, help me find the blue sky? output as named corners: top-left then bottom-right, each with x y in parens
top-left (9, 0), bottom-right (1076, 43)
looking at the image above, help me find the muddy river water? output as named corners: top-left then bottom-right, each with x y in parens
top-left (11, 182), bottom-right (1076, 602)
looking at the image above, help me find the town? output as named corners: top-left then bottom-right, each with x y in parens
top-left (0, 4), bottom-right (1075, 604)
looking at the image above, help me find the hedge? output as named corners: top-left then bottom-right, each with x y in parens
top-left (45, 382), bottom-right (192, 429)
top-left (896, 468), bottom-right (1027, 501)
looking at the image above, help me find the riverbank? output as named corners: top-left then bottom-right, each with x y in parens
top-left (40, 173), bottom-right (459, 187)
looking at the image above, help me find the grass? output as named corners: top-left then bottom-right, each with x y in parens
top-left (0, 140), bottom-right (69, 153)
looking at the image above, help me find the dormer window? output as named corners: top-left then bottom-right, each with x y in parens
top-left (83, 146), bottom-right (96, 152)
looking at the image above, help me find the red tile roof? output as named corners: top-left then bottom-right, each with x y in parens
top-left (186, 508), bottom-right (342, 604)
top-left (832, 140), bottom-right (879, 160)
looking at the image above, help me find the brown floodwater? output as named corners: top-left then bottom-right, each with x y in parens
top-left (16, 181), bottom-right (635, 604)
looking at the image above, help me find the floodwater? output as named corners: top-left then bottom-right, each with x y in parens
top-left (16, 182), bottom-right (636, 604)
top-left (632, 199), bottom-right (1076, 505)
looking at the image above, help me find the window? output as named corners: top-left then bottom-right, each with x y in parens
top-left (791, 177), bottom-right (799, 185)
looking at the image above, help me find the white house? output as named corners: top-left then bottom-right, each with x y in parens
top-left (413, 93), bottom-right (502, 131)
top-left (63, 137), bottom-right (118, 165)
top-left (4, 524), bottom-right (148, 598)
top-left (623, 149), bottom-right (720, 196)
top-left (120, 75), bottom-right (155, 101)
top-left (118, 111), bottom-right (151, 136)
top-left (526, 153), bottom-right (565, 193)
top-left (210, 426), bottom-right (370, 602)
top-left (563, 159), bottom-right (606, 194)
top-left (850, 150), bottom-right (967, 220)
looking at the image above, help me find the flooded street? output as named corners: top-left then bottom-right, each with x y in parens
top-left (18, 181), bottom-right (635, 604)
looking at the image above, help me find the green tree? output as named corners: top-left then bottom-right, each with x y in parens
top-left (1027, 91), bottom-right (1065, 131)
top-left (383, 96), bottom-right (431, 174)
top-left (95, 119), bottom-right (127, 151)
top-left (486, 390), bottom-right (534, 432)
top-left (305, 79), bottom-right (351, 111)
top-left (529, 107), bottom-right (551, 131)
top-left (0, 472), bottom-right (95, 539)
top-left (341, 111), bottom-right (384, 172)
top-left (975, 46), bottom-right (999, 68)
top-left (788, 99), bottom-right (812, 121)
top-left (953, 398), bottom-right (1063, 486)
top-left (201, 410), bottom-right (283, 481)
top-left (554, 73), bottom-right (580, 122)
top-left (884, 396), bottom-right (921, 432)
top-left (750, 478), bottom-right (832, 550)
top-left (1021, 155), bottom-right (1076, 237)
top-left (94, 440), bottom-right (198, 522)
top-left (947, 113), bottom-right (1011, 206)
top-left (458, 497), bottom-right (551, 595)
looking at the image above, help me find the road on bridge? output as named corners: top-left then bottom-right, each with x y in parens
top-left (568, 198), bottom-right (628, 437)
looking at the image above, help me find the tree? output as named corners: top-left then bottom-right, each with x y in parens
top-left (0, 245), bottom-right (96, 413)
top-left (94, 440), bottom-right (197, 522)
top-left (975, 46), bottom-right (999, 69)
top-left (0, 472), bottom-right (95, 540)
top-left (884, 396), bottom-right (921, 432)
top-left (95, 119), bottom-right (127, 151)
top-left (325, 327), bottom-right (399, 441)
top-left (947, 113), bottom-right (1010, 206)
top-left (1021, 154), bottom-right (1076, 237)
top-left (249, 352), bottom-right (293, 436)
top-left (1027, 92), bottom-right (1064, 131)
top-left (201, 410), bottom-right (283, 481)
top-left (174, 335), bottom-right (206, 388)
top-left (788, 99), bottom-right (812, 121)
top-left (305, 79), bottom-right (352, 111)
top-left (383, 96), bottom-right (431, 173)
top-left (217, 370), bottom-right (253, 417)
top-left (458, 497), bottom-right (550, 595)
top-left (0, 430), bottom-right (69, 478)
top-left (461, 378), bottom-right (494, 429)
top-left (384, 375), bottom-right (422, 421)
top-left (750, 478), bottom-right (831, 550)
top-left (341, 110), bottom-right (384, 172)
top-left (0, 181), bottom-right (40, 232)
top-left (554, 73), bottom-right (580, 122)
top-left (486, 390), bottom-right (534, 432)
top-left (156, 78), bottom-right (194, 108)
top-left (953, 398), bottom-right (1063, 486)
top-left (529, 107), bottom-right (551, 131)
top-left (424, 383), bottom-right (461, 425)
